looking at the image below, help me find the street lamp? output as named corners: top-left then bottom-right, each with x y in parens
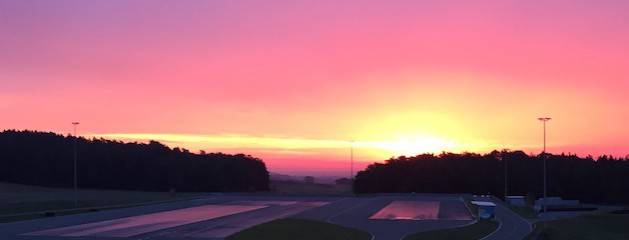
top-left (501, 149), bottom-right (510, 202)
top-left (350, 140), bottom-right (355, 181)
top-left (72, 122), bottom-right (80, 208)
top-left (538, 117), bottom-right (551, 217)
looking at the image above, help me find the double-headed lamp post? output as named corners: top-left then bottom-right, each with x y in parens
top-left (72, 122), bottom-right (80, 208)
top-left (538, 117), bottom-right (551, 216)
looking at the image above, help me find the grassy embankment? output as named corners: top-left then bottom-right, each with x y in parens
top-left (0, 182), bottom-right (205, 222)
top-left (524, 211), bottom-right (629, 240)
top-left (404, 220), bottom-right (499, 240)
top-left (509, 205), bottom-right (539, 219)
top-left (227, 219), bottom-right (371, 240)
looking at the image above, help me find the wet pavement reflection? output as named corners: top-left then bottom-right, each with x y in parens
top-left (23, 204), bottom-right (266, 237)
top-left (370, 201), bottom-right (472, 220)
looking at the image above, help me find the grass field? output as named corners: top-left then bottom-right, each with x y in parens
top-left (403, 220), bottom-right (498, 240)
top-left (226, 218), bottom-right (371, 240)
top-left (508, 205), bottom-right (539, 219)
top-left (526, 212), bottom-right (629, 240)
top-left (0, 182), bottom-right (205, 222)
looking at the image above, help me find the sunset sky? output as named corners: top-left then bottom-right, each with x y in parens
top-left (2, 1), bottom-right (628, 175)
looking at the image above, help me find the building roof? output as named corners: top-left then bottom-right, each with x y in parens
top-left (471, 201), bottom-right (496, 207)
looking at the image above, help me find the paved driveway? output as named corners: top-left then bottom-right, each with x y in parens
top-left (294, 195), bottom-right (475, 240)
top-left (0, 196), bottom-right (336, 240)
top-left (475, 197), bottom-right (532, 240)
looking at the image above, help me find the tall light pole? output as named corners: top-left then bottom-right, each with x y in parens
top-left (538, 117), bottom-right (551, 217)
top-left (72, 122), bottom-right (80, 208)
top-left (350, 140), bottom-right (355, 181)
top-left (502, 148), bottom-right (509, 202)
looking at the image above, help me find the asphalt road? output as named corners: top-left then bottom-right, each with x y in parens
top-left (0, 195), bottom-right (337, 240)
top-left (476, 197), bottom-right (532, 240)
top-left (294, 195), bottom-right (474, 240)
top-left (0, 194), bottom-right (531, 240)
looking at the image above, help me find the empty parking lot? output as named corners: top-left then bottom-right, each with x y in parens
top-left (1, 194), bottom-right (476, 240)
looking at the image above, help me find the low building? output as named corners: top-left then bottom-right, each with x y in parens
top-left (471, 201), bottom-right (496, 220)
top-left (507, 196), bottom-right (526, 206)
top-left (534, 197), bottom-right (579, 211)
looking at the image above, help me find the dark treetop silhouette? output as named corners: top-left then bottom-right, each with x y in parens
top-left (0, 130), bottom-right (269, 192)
top-left (354, 151), bottom-right (629, 204)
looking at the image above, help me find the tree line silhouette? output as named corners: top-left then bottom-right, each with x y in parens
top-left (353, 151), bottom-right (629, 204)
top-left (0, 130), bottom-right (269, 192)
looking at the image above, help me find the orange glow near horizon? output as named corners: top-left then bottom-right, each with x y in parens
top-left (87, 133), bottom-right (466, 160)
top-left (2, 1), bottom-right (629, 175)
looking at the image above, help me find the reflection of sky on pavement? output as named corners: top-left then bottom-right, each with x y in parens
top-left (228, 200), bottom-right (299, 206)
top-left (370, 201), bottom-right (472, 220)
top-left (439, 200), bottom-right (474, 220)
top-left (370, 201), bottom-right (441, 220)
top-left (24, 205), bottom-right (267, 237)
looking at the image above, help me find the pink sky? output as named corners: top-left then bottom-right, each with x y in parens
top-left (2, 1), bottom-right (628, 176)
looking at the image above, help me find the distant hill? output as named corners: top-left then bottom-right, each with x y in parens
top-left (269, 172), bottom-right (298, 182)
top-left (0, 130), bottom-right (269, 192)
top-left (269, 172), bottom-right (347, 184)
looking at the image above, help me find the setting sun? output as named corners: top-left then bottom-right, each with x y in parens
top-left (2, 0), bottom-right (629, 175)
top-left (364, 135), bottom-right (461, 158)
top-left (2, 2), bottom-right (629, 239)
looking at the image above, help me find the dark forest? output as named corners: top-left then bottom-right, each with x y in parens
top-left (0, 130), bottom-right (269, 192)
top-left (354, 151), bottom-right (629, 204)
